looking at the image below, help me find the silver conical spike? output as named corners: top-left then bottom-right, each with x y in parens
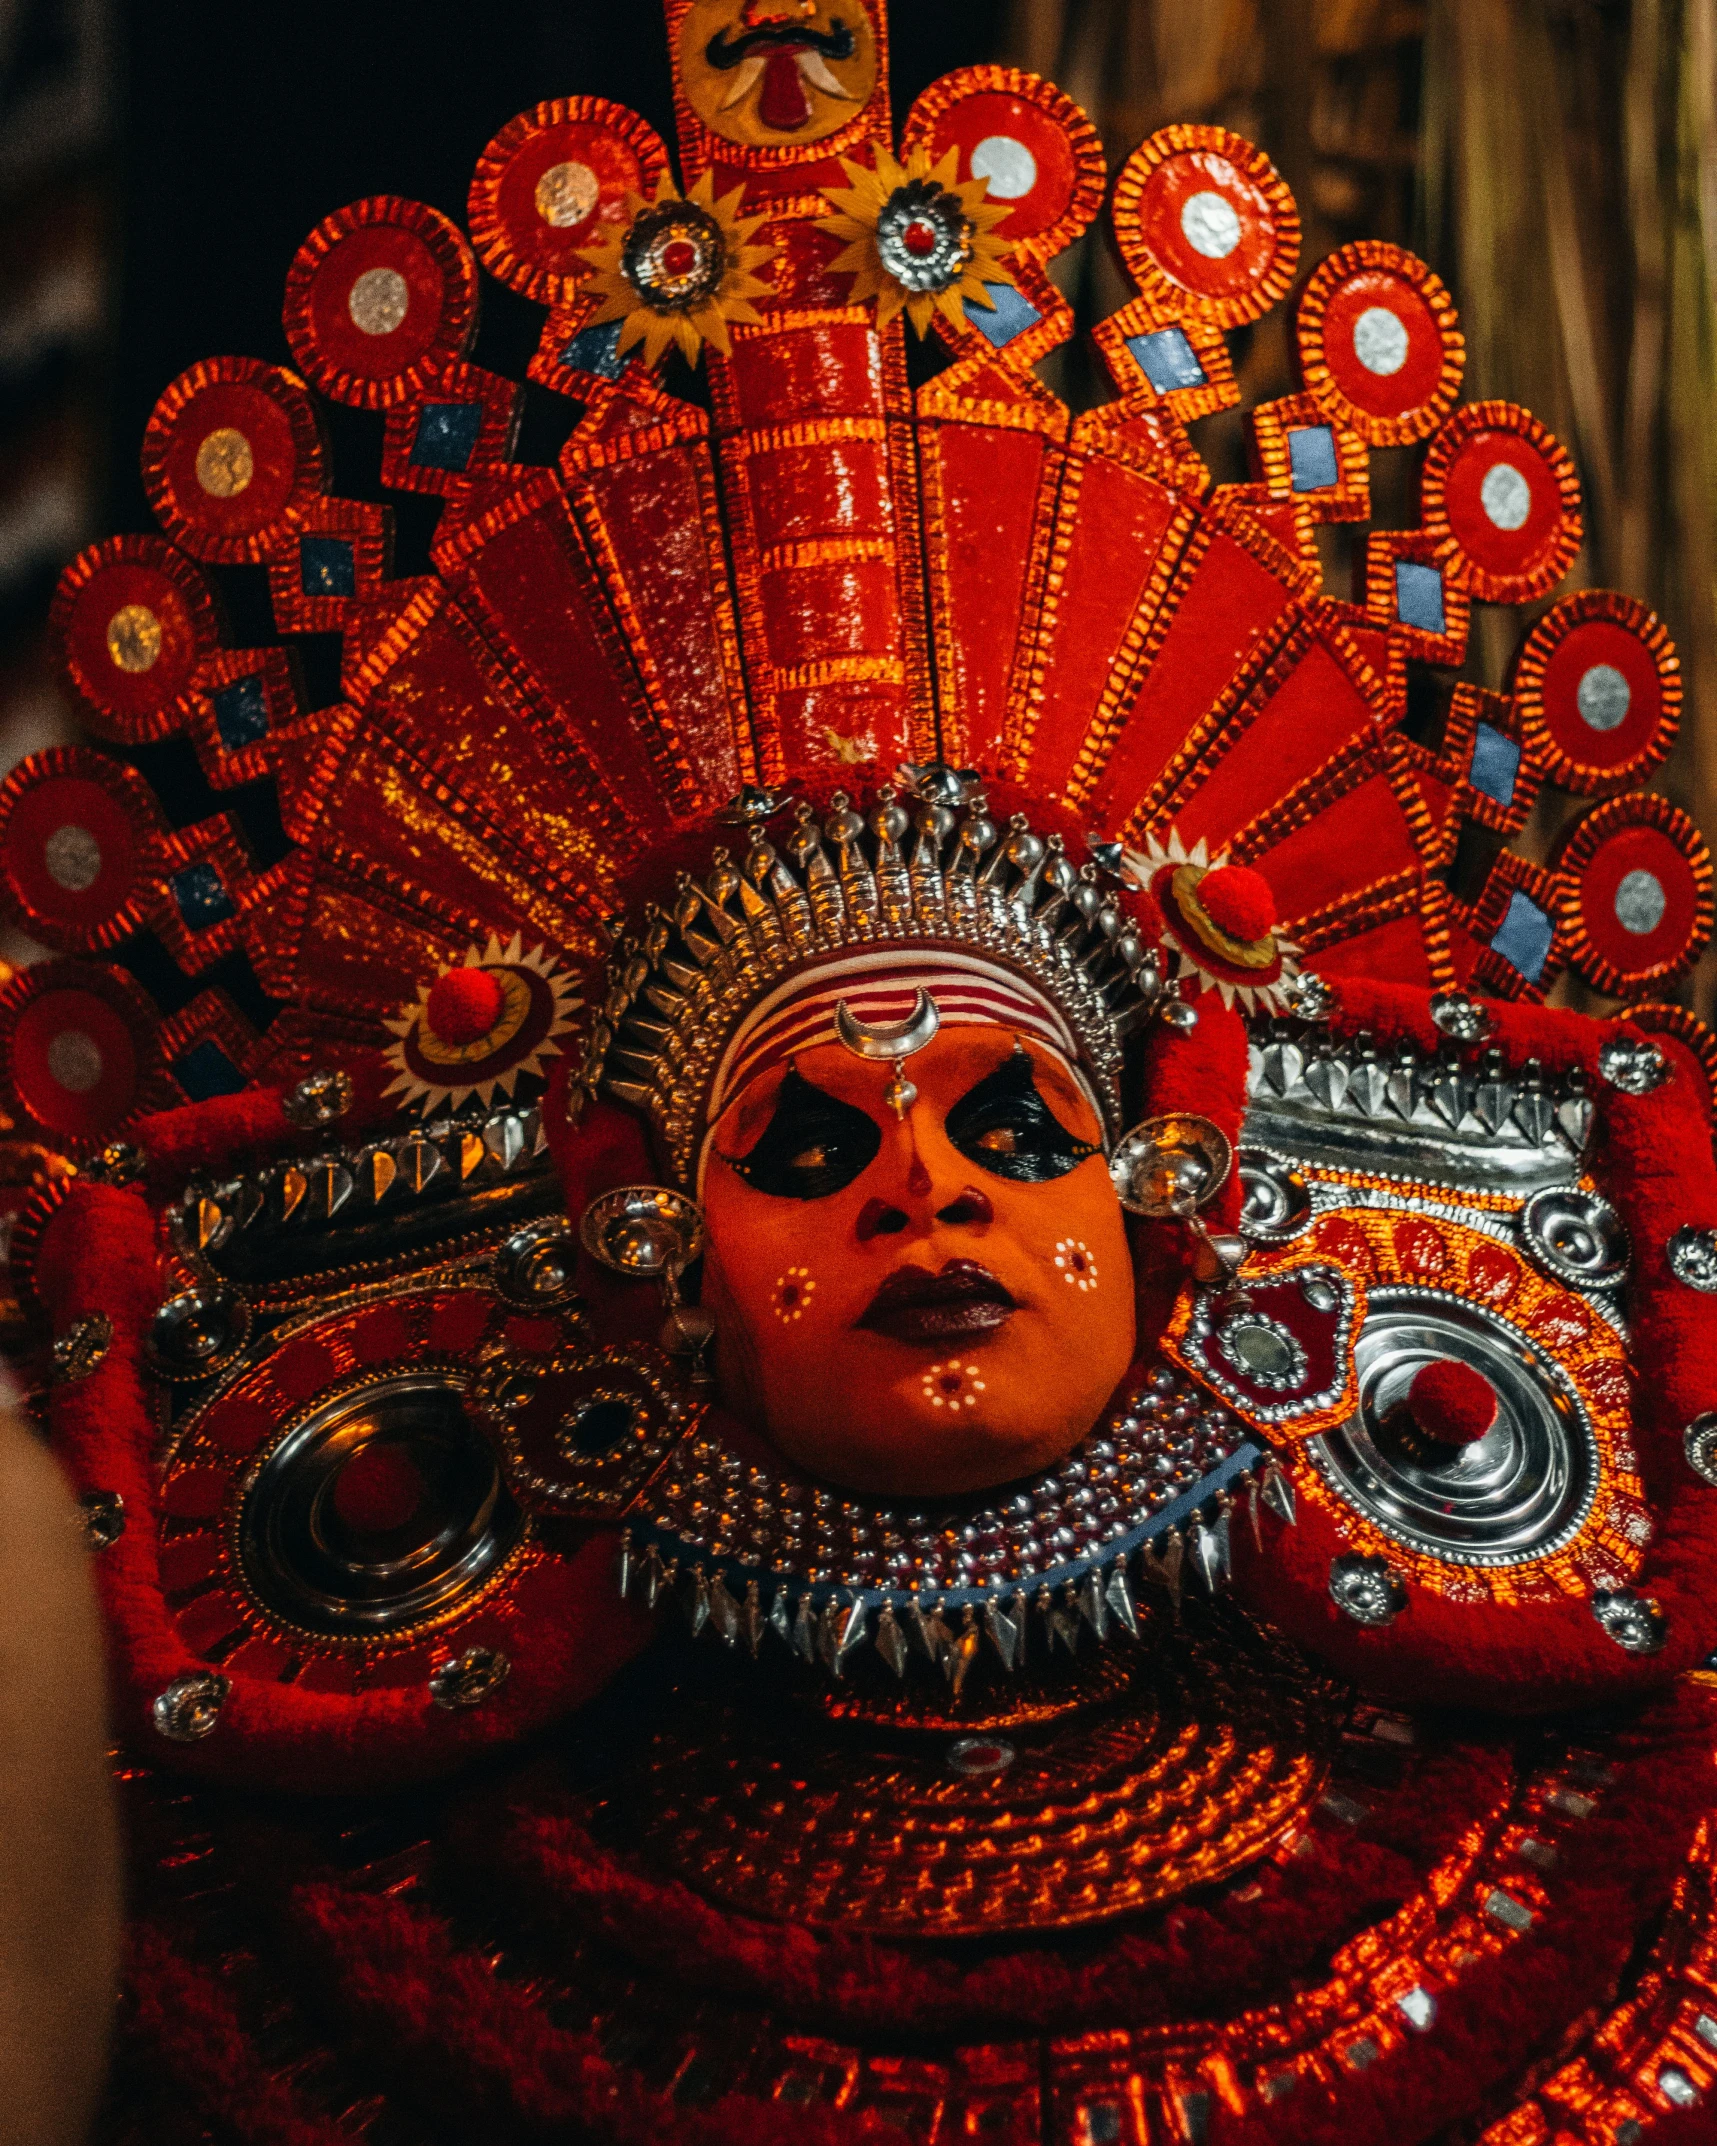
top-left (1078, 1567), bottom-right (1108, 1641)
top-left (616, 1531), bottom-right (633, 1602)
top-left (835, 1598), bottom-right (868, 1670)
top-left (769, 1587), bottom-right (793, 1647)
top-left (643, 1544), bottom-right (667, 1611)
top-left (817, 1599), bottom-right (844, 1675)
top-left (984, 1595), bottom-right (1021, 1670)
top-left (1261, 1463), bottom-right (1298, 1526)
top-left (742, 1581), bottom-right (765, 1658)
top-left (1047, 1594), bottom-right (1081, 1656)
top-left (1105, 1560), bottom-right (1138, 1639)
top-left (875, 1602), bottom-right (909, 1678)
top-left (791, 1592), bottom-right (817, 1662)
top-left (708, 1572), bottom-right (741, 1646)
top-left (1146, 1529), bottom-right (1185, 1618)
top-left (949, 1612), bottom-right (981, 1697)
top-left (685, 1565), bottom-right (711, 1638)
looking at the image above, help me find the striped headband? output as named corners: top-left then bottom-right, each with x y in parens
top-left (699, 948), bottom-right (1097, 1181)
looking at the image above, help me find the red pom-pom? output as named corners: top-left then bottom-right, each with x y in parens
top-left (1407, 1359), bottom-right (1498, 1446)
top-left (1197, 865), bottom-right (1276, 944)
top-left (331, 1445), bottom-right (425, 1534)
top-left (424, 964), bottom-right (505, 1045)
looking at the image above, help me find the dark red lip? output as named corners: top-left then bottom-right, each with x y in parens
top-left (856, 1260), bottom-right (1017, 1344)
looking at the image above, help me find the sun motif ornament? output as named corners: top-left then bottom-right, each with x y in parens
top-left (382, 934), bottom-right (581, 1114)
top-left (578, 169), bottom-right (773, 366)
top-left (817, 143), bottom-right (1016, 335)
top-left (1121, 829), bottom-right (1301, 1013)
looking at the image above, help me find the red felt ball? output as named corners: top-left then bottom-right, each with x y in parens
top-left (331, 1445), bottom-right (426, 1534)
top-left (1407, 1359), bottom-right (1498, 1446)
top-left (425, 964), bottom-right (505, 1046)
top-left (1196, 865), bottom-right (1276, 944)
top-left (902, 219), bottom-right (938, 258)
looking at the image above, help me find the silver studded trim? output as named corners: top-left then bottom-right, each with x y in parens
top-left (429, 1645), bottom-right (512, 1709)
top-left (148, 1285), bottom-right (252, 1382)
top-left (52, 1312), bottom-right (112, 1385)
top-left (152, 1672), bottom-right (229, 1742)
top-left (169, 1099), bottom-right (552, 1271)
top-left (1520, 1187), bottom-right (1629, 1291)
top-left (613, 1363), bottom-right (1298, 1681)
top-left (79, 1490), bottom-right (125, 1550)
top-left (282, 1068), bottom-right (355, 1129)
top-left (1597, 1033), bottom-right (1669, 1094)
top-left (1245, 1018), bottom-right (1592, 1191)
top-left (1685, 1413), bottom-right (1717, 1486)
top-left (1329, 1553), bottom-right (1407, 1626)
top-left (1429, 990), bottom-right (1492, 1043)
top-left (1237, 1147), bottom-right (1313, 1243)
top-left (492, 1218), bottom-right (579, 1308)
top-left (1590, 1588), bottom-right (1666, 1654)
top-left (1668, 1226), bottom-right (1717, 1291)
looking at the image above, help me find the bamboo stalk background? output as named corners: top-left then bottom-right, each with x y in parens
top-left (1000, 0), bottom-right (1717, 1018)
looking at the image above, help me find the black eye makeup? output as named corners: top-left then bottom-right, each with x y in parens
top-left (718, 1066), bottom-right (882, 1200)
top-left (944, 1051), bottom-right (1100, 1183)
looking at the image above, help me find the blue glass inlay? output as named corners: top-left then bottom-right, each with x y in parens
top-left (410, 401), bottom-right (484, 472)
top-left (1395, 560), bottom-right (1446, 635)
top-left (300, 535), bottom-right (356, 599)
top-left (1126, 326), bottom-right (1206, 393)
top-left (211, 673), bottom-right (269, 750)
top-left (174, 1040), bottom-right (247, 1101)
top-left (565, 320), bottom-right (625, 380)
top-left (1470, 722), bottom-right (1522, 806)
top-left (964, 280), bottom-right (1041, 348)
top-left (170, 862), bottom-right (235, 930)
top-left (1288, 425), bottom-right (1339, 491)
top-left (1490, 890), bottom-right (1554, 983)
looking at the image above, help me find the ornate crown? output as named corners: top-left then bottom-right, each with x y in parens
top-left (0, 0), bottom-right (1706, 1179)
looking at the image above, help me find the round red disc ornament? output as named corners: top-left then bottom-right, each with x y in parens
top-left (49, 535), bottom-right (216, 739)
top-left (141, 356), bottom-right (326, 563)
top-left (1296, 241), bottom-right (1463, 445)
top-left (1421, 401), bottom-right (1582, 604)
top-left (0, 959), bottom-right (159, 1149)
top-left (0, 748), bottom-right (163, 952)
top-left (903, 67), bottom-right (1105, 263)
top-left (1407, 1359), bottom-right (1498, 1446)
top-left (283, 197), bottom-right (479, 410)
top-left (1555, 793), bottom-right (1714, 998)
top-left (1512, 591), bottom-right (1680, 797)
top-left (1111, 124), bottom-right (1299, 328)
top-left (468, 97), bottom-right (671, 307)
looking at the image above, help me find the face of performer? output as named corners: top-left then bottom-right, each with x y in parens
top-left (701, 1028), bottom-right (1135, 1496)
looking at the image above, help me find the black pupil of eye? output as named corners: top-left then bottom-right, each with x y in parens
top-left (946, 1053), bottom-right (1098, 1184)
top-left (724, 1070), bottom-right (881, 1201)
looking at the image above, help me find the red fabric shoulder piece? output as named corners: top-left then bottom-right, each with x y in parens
top-left (1225, 982), bottom-right (1717, 1713)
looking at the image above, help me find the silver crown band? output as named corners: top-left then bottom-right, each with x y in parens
top-left (581, 781), bottom-right (1171, 1188)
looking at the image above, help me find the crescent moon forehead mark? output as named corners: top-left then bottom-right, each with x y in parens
top-left (835, 988), bottom-right (941, 1061)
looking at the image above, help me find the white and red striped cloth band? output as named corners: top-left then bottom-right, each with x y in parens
top-left (701, 949), bottom-right (1092, 1171)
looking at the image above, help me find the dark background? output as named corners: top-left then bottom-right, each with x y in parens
top-left (104, 0), bottom-right (999, 532)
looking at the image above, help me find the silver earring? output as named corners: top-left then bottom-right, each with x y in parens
top-left (578, 1184), bottom-right (715, 1379)
top-left (836, 988), bottom-right (941, 1118)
